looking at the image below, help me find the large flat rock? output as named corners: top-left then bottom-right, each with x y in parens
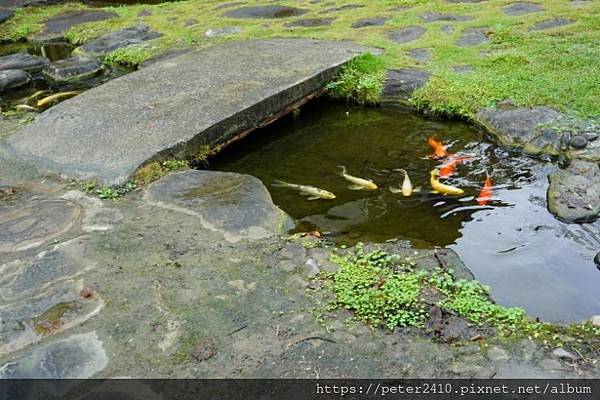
top-left (4, 39), bottom-right (367, 185)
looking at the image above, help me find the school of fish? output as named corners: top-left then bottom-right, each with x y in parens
top-left (271, 137), bottom-right (493, 204)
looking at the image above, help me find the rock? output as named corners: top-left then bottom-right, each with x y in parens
top-left (446, 0), bottom-right (487, 2)
top-left (589, 315), bottom-right (600, 327)
top-left (37, 10), bottom-right (117, 42)
top-left (0, 53), bottom-right (48, 73)
top-left (584, 132), bottom-right (598, 142)
top-left (0, 69), bottom-right (30, 92)
top-left (538, 358), bottom-right (568, 371)
top-left (279, 242), bottom-right (306, 261)
top-left (137, 9), bottom-right (152, 17)
top-left (351, 17), bottom-right (388, 29)
top-left (184, 19), bottom-right (197, 27)
top-left (6, 39), bottom-right (369, 186)
top-left (204, 26), bottom-right (243, 38)
top-left (139, 49), bottom-right (191, 68)
top-left (441, 25), bottom-right (454, 34)
top-left (381, 69), bottom-right (430, 102)
top-left (528, 18), bottom-right (574, 31)
top-left (0, 199), bottom-right (80, 253)
top-left (503, 2), bottom-right (543, 16)
top-left (323, 4), bottom-right (364, 13)
top-left (285, 18), bottom-right (334, 28)
top-left (551, 348), bottom-right (578, 361)
top-left (486, 345), bottom-right (510, 361)
top-left (387, 26), bottom-right (426, 43)
top-left (476, 107), bottom-right (567, 157)
top-left (306, 248), bottom-right (338, 273)
top-left (457, 27), bottom-right (490, 47)
top-left (215, 1), bottom-right (244, 10)
top-left (0, 9), bottom-right (14, 24)
top-left (547, 160), bottom-right (600, 223)
top-left (519, 339), bottom-right (539, 362)
top-left (42, 56), bottom-right (102, 83)
top-left (224, 6), bottom-right (308, 19)
top-left (407, 48), bottom-right (430, 63)
top-left (420, 12), bottom-right (472, 22)
top-left (146, 170), bottom-right (293, 243)
top-left (594, 253), bottom-right (600, 270)
top-left (302, 258), bottom-right (321, 276)
top-left (0, 332), bottom-right (108, 378)
top-left (75, 25), bottom-right (162, 59)
top-left (569, 135), bottom-right (587, 149)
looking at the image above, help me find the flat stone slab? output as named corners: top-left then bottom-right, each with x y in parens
top-left (204, 26), bottom-right (242, 38)
top-left (285, 18), bottom-right (334, 28)
top-left (503, 2), bottom-right (543, 15)
top-left (5, 39), bottom-right (368, 185)
top-left (457, 27), bottom-right (490, 46)
top-left (145, 170), bottom-right (292, 242)
top-left (407, 48), bottom-right (430, 63)
top-left (224, 6), bottom-right (308, 19)
top-left (528, 18), bottom-right (574, 31)
top-left (420, 12), bottom-right (472, 22)
top-left (548, 160), bottom-right (600, 223)
top-left (40, 10), bottom-right (117, 37)
top-left (42, 56), bottom-right (102, 82)
top-left (74, 25), bottom-right (161, 59)
top-left (351, 17), bottom-right (388, 29)
top-left (0, 69), bottom-right (30, 92)
top-left (0, 53), bottom-right (48, 73)
top-left (387, 26), bottom-right (426, 43)
top-left (381, 69), bottom-right (430, 102)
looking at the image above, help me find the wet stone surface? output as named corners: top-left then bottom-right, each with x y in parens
top-left (387, 26), bottom-right (426, 43)
top-left (224, 6), bottom-right (308, 19)
top-left (0, 53), bottom-right (48, 73)
top-left (351, 17), bottom-right (389, 29)
top-left (42, 56), bottom-right (102, 83)
top-left (0, 70), bottom-right (30, 92)
top-left (457, 27), bottom-right (490, 46)
top-left (503, 2), bottom-right (543, 16)
top-left (528, 18), bottom-right (574, 31)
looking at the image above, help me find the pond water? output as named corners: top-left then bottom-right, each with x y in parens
top-left (212, 101), bottom-right (600, 322)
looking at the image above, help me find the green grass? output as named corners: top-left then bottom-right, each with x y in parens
top-left (1, 0), bottom-right (598, 117)
top-left (326, 53), bottom-right (386, 105)
top-left (324, 245), bottom-right (600, 346)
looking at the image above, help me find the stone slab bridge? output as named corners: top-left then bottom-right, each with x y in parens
top-left (3, 39), bottom-right (369, 186)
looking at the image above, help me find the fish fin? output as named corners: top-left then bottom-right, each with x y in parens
top-left (431, 190), bottom-right (439, 194)
top-left (307, 196), bottom-right (321, 200)
top-left (389, 187), bottom-right (403, 194)
top-left (271, 180), bottom-right (288, 188)
top-left (337, 166), bottom-right (347, 175)
top-left (348, 185), bottom-right (364, 191)
top-left (413, 187), bottom-right (421, 192)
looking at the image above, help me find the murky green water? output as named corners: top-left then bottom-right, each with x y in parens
top-left (213, 101), bottom-right (600, 322)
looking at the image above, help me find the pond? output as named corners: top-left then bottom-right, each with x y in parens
top-left (212, 100), bottom-right (600, 322)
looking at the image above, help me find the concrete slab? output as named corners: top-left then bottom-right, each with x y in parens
top-left (4, 39), bottom-right (368, 186)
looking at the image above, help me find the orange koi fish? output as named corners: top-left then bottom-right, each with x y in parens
top-left (428, 137), bottom-right (448, 159)
top-left (476, 176), bottom-right (493, 205)
top-left (439, 155), bottom-right (473, 178)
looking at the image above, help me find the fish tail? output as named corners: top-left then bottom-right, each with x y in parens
top-left (393, 168), bottom-right (407, 175)
top-left (271, 180), bottom-right (291, 188)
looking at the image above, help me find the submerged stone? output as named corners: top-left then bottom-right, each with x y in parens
top-left (146, 170), bottom-right (293, 243)
top-left (420, 12), bottom-right (472, 22)
top-left (351, 17), bottom-right (389, 29)
top-left (224, 6), bottom-right (308, 19)
top-left (42, 56), bottom-right (102, 83)
top-left (457, 27), bottom-right (489, 46)
top-left (381, 69), bottom-right (430, 102)
top-left (0, 69), bottom-right (30, 92)
top-left (503, 2), bottom-right (543, 15)
top-left (528, 18), bottom-right (574, 31)
top-left (387, 26), bottom-right (426, 43)
top-left (75, 25), bottom-right (162, 58)
top-left (285, 18), bottom-right (334, 28)
top-left (547, 160), bottom-right (600, 223)
top-left (204, 26), bottom-right (243, 38)
top-left (0, 331), bottom-right (108, 378)
top-left (0, 53), bottom-right (48, 73)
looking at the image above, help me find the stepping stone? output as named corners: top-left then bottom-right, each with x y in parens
top-left (569, 0), bottom-right (592, 7)
top-left (0, 53), bottom-right (48, 73)
top-left (447, 0), bottom-right (488, 2)
top-left (224, 6), bottom-right (308, 19)
top-left (5, 39), bottom-right (369, 186)
top-left (0, 199), bottom-right (80, 253)
top-left (420, 12), bottom-right (472, 22)
top-left (42, 56), bottom-right (102, 83)
top-left (0, 9), bottom-right (13, 24)
top-left (453, 65), bottom-right (473, 74)
top-left (137, 9), bottom-right (152, 17)
top-left (323, 4), bottom-right (364, 13)
top-left (381, 69), bottom-right (430, 102)
top-left (204, 26), bottom-right (243, 38)
top-left (441, 25), bottom-right (454, 34)
top-left (285, 18), bottom-right (334, 28)
top-left (528, 18), bottom-right (574, 31)
top-left (548, 160), bottom-right (600, 223)
top-left (74, 25), bottom-right (162, 59)
top-left (457, 27), bottom-right (490, 46)
top-left (38, 10), bottom-right (117, 41)
top-left (146, 170), bottom-right (293, 243)
top-left (387, 26), bottom-right (426, 43)
top-left (502, 2), bottom-right (543, 16)
top-left (0, 331), bottom-right (108, 378)
top-left (407, 48), bottom-right (430, 63)
top-left (351, 17), bottom-right (388, 29)
top-left (215, 1), bottom-right (244, 9)
top-left (0, 69), bottom-right (30, 92)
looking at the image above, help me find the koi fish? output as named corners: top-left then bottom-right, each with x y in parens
top-left (476, 176), bottom-right (493, 205)
top-left (272, 180), bottom-right (336, 200)
top-left (428, 137), bottom-right (448, 159)
top-left (430, 169), bottom-right (464, 195)
top-left (439, 155), bottom-right (472, 178)
top-left (36, 91), bottom-right (79, 108)
top-left (338, 166), bottom-right (378, 191)
top-left (14, 104), bottom-right (37, 112)
top-left (390, 169), bottom-right (420, 196)
top-left (24, 90), bottom-right (51, 104)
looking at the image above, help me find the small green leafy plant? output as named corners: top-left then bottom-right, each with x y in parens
top-left (326, 53), bottom-right (385, 105)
